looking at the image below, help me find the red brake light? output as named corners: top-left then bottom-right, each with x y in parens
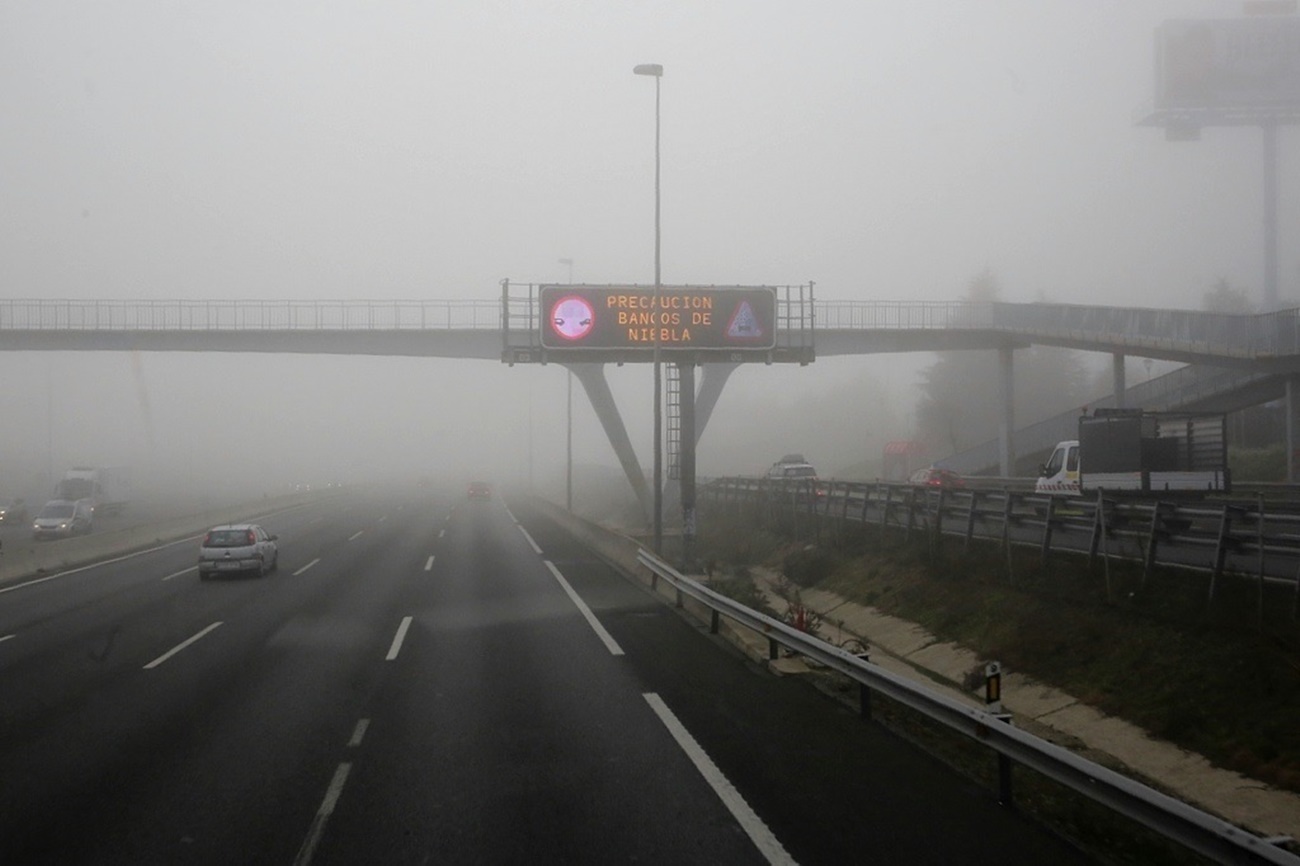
top-left (246, 530), bottom-right (256, 545)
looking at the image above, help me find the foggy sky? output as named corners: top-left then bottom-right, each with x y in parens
top-left (0, 2), bottom-right (1294, 500)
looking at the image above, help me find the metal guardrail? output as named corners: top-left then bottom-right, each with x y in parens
top-left (705, 478), bottom-right (1300, 616)
top-left (635, 547), bottom-right (1299, 865)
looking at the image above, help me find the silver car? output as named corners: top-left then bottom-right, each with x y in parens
top-left (198, 524), bottom-right (279, 579)
top-left (32, 498), bottom-right (94, 540)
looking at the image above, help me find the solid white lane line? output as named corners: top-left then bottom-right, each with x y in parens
top-left (519, 526), bottom-right (542, 554)
top-left (348, 718), bottom-right (370, 748)
top-left (294, 558), bottom-right (320, 576)
top-left (545, 561), bottom-right (623, 656)
top-left (424, 555), bottom-right (435, 571)
top-left (162, 565), bottom-right (198, 581)
top-left (385, 616), bottom-right (413, 661)
top-left (643, 693), bottom-right (796, 866)
top-left (143, 622), bottom-right (224, 670)
top-left (292, 762), bottom-right (352, 866)
top-left (0, 634), bottom-right (15, 644)
top-left (347, 530), bottom-right (364, 542)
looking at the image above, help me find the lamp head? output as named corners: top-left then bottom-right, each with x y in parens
top-left (632, 63), bottom-right (663, 77)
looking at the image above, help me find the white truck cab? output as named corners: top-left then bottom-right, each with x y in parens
top-left (1036, 440), bottom-right (1080, 495)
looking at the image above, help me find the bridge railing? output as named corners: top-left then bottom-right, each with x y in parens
top-left (814, 301), bottom-right (1300, 358)
top-left (0, 299), bottom-right (502, 330)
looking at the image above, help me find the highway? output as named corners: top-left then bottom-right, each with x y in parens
top-left (0, 488), bottom-right (1088, 864)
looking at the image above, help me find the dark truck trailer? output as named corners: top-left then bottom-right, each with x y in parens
top-left (1037, 409), bottom-right (1229, 495)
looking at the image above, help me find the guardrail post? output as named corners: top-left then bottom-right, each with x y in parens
top-left (1257, 494), bottom-right (1266, 632)
top-left (985, 661), bottom-right (1015, 807)
top-left (963, 490), bottom-right (977, 552)
top-left (1143, 502), bottom-right (1164, 587)
top-left (710, 609), bottom-right (720, 634)
top-left (1040, 495), bottom-right (1055, 567)
top-left (1209, 504), bottom-right (1237, 604)
top-left (879, 484), bottom-right (891, 539)
top-left (936, 488), bottom-right (948, 549)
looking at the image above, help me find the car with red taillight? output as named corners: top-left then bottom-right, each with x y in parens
top-left (908, 467), bottom-right (966, 488)
top-left (198, 523), bottom-right (279, 580)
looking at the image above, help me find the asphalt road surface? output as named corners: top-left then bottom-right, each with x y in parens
top-left (0, 488), bottom-right (1090, 864)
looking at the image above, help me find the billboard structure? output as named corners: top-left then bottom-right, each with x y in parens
top-left (1139, 14), bottom-right (1299, 311)
top-left (500, 280), bottom-right (814, 364)
top-left (539, 285), bottom-right (776, 352)
top-left (1154, 17), bottom-right (1300, 117)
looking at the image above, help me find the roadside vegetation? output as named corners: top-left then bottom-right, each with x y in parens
top-left (694, 508), bottom-right (1300, 795)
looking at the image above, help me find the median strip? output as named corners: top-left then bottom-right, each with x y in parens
top-left (143, 621), bottom-right (224, 669)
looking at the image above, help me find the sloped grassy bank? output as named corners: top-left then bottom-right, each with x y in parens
top-left (693, 508), bottom-right (1300, 796)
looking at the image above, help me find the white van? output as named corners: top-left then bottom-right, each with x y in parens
top-left (1036, 440), bottom-right (1081, 495)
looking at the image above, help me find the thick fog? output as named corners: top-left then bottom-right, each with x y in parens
top-left (0, 2), bottom-right (1294, 504)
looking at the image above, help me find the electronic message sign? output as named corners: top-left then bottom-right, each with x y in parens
top-left (539, 285), bottom-right (777, 351)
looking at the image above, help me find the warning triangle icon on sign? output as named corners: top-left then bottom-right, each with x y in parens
top-left (726, 300), bottom-right (764, 340)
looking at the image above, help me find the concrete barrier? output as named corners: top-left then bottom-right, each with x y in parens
top-left (0, 491), bottom-right (332, 587)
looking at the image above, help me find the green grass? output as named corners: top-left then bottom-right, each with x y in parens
top-left (696, 508), bottom-right (1300, 795)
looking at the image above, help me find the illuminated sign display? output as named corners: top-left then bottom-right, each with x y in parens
top-left (539, 286), bottom-right (777, 351)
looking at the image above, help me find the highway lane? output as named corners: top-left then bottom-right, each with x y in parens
top-left (0, 488), bottom-right (1090, 864)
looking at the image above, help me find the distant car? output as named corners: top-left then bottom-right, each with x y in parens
top-left (32, 498), bottom-right (93, 539)
top-left (198, 524), bottom-right (279, 579)
top-left (767, 454), bottom-right (819, 480)
top-left (0, 497), bottom-right (29, 525)
top-left (909, 467), bottom-right (966, 489)
top-left (466, 481), bottom-right (492, 500)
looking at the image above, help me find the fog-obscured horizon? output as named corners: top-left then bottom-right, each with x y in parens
top-left (1, 2), bottom-right (1291, 507)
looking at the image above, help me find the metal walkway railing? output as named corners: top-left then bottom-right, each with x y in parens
top-left (4, 298), bottom-right (1296, 361)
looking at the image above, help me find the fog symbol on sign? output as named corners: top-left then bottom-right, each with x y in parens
top-left (550, 295), bottom-right (595, 341)
top-left (726, 300), bottom-right (764, 341)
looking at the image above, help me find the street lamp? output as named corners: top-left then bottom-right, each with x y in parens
top-left (633, 62), bottom-right (664, 554)
top-left (559, 257), bottom-right (575, 512)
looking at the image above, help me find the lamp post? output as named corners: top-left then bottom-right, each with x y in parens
top-left (633, 62), bottom-right (664, 554)
top-left (559, 257), bottom-right (575, 512)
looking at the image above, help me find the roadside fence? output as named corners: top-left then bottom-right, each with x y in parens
top-left (702, 478), bottom-right (1300, 622)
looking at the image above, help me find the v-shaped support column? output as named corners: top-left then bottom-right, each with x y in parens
top-left (567, 363), bottom-right (652, 520)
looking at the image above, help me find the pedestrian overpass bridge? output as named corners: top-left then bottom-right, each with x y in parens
top-left (4, 294), bottom-right (1300, 511)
